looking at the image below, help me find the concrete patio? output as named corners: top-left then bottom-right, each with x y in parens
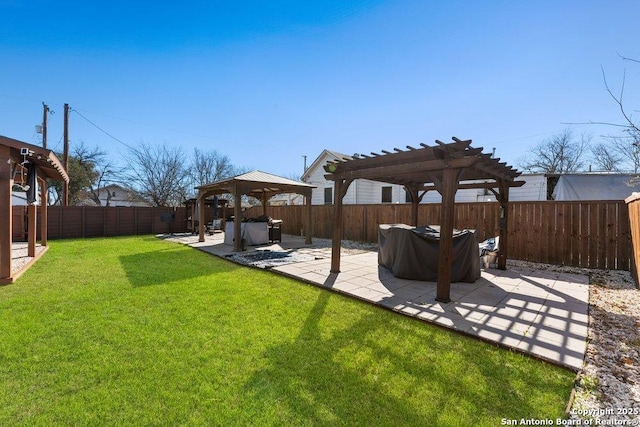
top-left (164, 232), bottom-right (589, 371)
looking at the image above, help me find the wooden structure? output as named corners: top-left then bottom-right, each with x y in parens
top-left (184, 197), bottom-right (228, 233)
top-left (196, 170), bottom-right (316, 252)
top-left (625, 193), bottom-right (640, 288)
top-left (1, 135), bottom-right (69, 284)
top-left (324, 137), bottom-right (524, 302)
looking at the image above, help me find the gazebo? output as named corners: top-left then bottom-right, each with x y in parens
top-left (324, 137), bottom-right (524, 302)
top-left (196, 170), bottom-right (316, 252)
top-left (1, 135), bottom-right (69, 284)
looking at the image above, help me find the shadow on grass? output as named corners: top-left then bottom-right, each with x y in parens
top-left (242, 290), bottom-right (559, 425)
top-left (119, 246), bottom-right (241, 287)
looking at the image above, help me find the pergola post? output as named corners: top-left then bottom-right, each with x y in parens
top-left (0, 145), bottom-right (12, 280)
top-left (304, 190), bottom-right (312, 244)
top-left (436, 167), bottom-right (461, 303)
top-left (497, 180), bottom-right (510, 270)
top-left (330, 179), bottom-right (344, 273)
top-left (330, 178), bottom-right (353, 273)
top-left (27, 204), bottom-right (36, 257)
top-left (40, 179), bottom-right (48, 246)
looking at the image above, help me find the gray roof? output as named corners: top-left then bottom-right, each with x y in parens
top-left (196, 170), bottom-right (315, 199)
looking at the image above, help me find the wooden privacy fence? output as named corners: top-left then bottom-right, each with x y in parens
top-left (250, 200), bottom-right (632, 271)
top-left (11, 201), bottom-right (633, 271)
top-left (12, 206), bottom-right (189, 240)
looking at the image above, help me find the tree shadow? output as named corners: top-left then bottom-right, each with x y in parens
top-left (119, 245), bottom-right (241, 287)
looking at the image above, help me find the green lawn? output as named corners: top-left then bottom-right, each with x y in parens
top-left (0, 236), bottom-right (575, 426)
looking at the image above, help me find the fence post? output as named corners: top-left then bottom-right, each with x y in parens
top-left (625, 193), bottom-right (640, 288)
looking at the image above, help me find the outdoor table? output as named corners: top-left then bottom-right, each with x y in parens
top-left (378, 224), bottom-right (481, 282)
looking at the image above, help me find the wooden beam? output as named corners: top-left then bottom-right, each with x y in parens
top-left (497, 180), bottom-right (510, 270)
top-left (197, 192), bottom-right (206, 242)
top-left (330, 179), bottom-right (353, 273)
top-left (0, 145), bottom-right (12, 281)
top-left (326, 156), bottom-right (478, 182)
top-left (40, 180), bottom-right (48, 246)
top-left (436, 167), bottom-right (462, 303)
top-left (233, 181), bottom-right (243, 252)
top-left (27, 204), bottom-right (36, 257)
top-left (305, 190), bottom-right (313, 244)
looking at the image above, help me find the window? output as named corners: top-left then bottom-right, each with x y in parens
top-left (324, 187), bottom-right (333, 204)
top-left (405, 189), bottom-right (412, 203)
top-left (381, 186), bottom-right (392, 203)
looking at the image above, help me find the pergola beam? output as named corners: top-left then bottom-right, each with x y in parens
top-left (324, 137), bottom-right (523, 302)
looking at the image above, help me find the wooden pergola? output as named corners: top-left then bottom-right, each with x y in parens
top-left (324, 137), bottom-right (524, 302)
top-left (196, 170), bottom-right (316, 252)
top-left (1, 135), bottom-right (69, 284)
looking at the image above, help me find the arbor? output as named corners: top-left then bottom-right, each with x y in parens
top-left (518, 129), bottom-right (590, 173)
top-left (124, 142), bottom-right (189, 207)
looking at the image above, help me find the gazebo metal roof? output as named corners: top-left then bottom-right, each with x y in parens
top-left (196, 170), bottom-right (316, 252)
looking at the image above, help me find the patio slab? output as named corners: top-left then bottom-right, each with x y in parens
top-left (162, 232), bottom-right (589, 371)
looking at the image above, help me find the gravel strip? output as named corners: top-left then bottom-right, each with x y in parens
top-left (509, 260), bottom-right (640, 423)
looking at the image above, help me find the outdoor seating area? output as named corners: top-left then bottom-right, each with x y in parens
top-left (163, 231), bottom-right (590, 371)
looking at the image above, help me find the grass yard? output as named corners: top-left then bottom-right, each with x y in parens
top-left (0, 236), bottom-right (575, 426)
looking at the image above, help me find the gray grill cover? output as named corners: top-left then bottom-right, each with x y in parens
top-left (378, 224), bottom-right (481, 282)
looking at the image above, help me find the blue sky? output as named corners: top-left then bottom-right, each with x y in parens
top-left (1, 0), bottom-right (639, 178)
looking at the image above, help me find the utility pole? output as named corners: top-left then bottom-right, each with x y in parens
top-left (63, 103), bottom-right (69, 206)
top-left (42, 102), bottom-right (49, 149)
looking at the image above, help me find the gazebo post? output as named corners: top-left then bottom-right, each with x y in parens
top-left (436, 167), bottom-right (461, 303)
top-left (0, 145), bottom-right (12, 280)
top-left (233, 182), bottom-right (242, 252)
top-left (197, 193), bottom-right (206, 242)
top-left (261, 192), bottom-right (268, 217)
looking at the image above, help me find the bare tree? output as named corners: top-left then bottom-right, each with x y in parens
top-left (590, 141), bottom-right (624, 171)
top-left (125, 142), bottom-right (189, 207)
top-left (187, 148), bottom-right (236, 193)
top-left (48, 141), bottom-right (121, 205)
top-left (518, 129), bottom-right (591, 173)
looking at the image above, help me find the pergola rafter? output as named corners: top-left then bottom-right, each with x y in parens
top-left (324, 137), bottom-right (525, 303)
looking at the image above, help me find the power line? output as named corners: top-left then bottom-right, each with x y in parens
top-left (71, 107), bottom-right (135, 151)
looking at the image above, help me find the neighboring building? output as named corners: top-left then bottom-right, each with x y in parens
top-left (93, 184), bottom-right (151, 207)
top-left (302, 149), bottom-right (549, 204)
top-left (551, 173), bottom-right (640, 201)
top-left (268, 193), bottom-right (304, 206)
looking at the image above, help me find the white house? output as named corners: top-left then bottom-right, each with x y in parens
top-left (302, 149), bottom-right (549, 204)
top-left (94, 184), bottom-right (150, 207)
